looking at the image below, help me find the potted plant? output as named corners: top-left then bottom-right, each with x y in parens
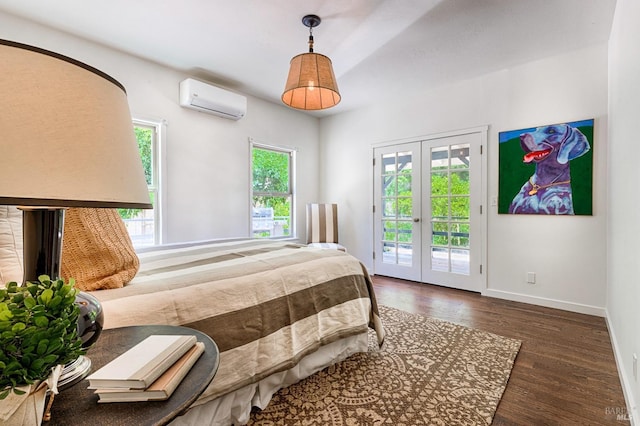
top-left (0, 276), bottom-right (85, 424)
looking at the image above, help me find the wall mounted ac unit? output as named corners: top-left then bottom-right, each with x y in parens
top-left (179, 78), bottom-right (247, 120)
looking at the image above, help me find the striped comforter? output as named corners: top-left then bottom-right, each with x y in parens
top-left (89, 239), bottom-right (384, 404)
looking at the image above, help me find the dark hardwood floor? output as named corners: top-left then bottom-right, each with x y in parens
top-left (371, 275), bottom-right (630, 425)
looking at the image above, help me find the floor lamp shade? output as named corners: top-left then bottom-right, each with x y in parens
top-left (0, 39), bottom-right (151, 209)
top-left (282, 52), bottom-right (341, 110)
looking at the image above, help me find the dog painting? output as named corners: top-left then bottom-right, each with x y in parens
top-left (498, 119), bottom-right (594, 215)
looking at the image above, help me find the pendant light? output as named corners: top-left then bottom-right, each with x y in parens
top-left (282, 14), bottom-right (341, 110)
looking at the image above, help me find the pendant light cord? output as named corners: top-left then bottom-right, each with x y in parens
top-left (308, 27), bottom-right (314, 53)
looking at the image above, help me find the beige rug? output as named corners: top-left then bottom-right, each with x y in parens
top-left (247, 305), bottom-right (521, 425)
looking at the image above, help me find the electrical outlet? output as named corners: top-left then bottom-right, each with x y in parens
top-left (526, 272), bottom-right (536, 284)
top-left (634, 353), bottom-right (637, 381)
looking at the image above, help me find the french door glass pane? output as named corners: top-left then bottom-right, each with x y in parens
top-left (383, 199), bottom-right (396, 217)
top-left (451, 171), bottom-right (470, 195)
top-left (432, 222), bottom-right (449, 245)
top-left (381, 151), bottom-right (414, 265)
top-left (430, 144), bottom-right (471, 275)
top-left (384, 177), bottom-right (397, 196)
top-left (383, 242), bottom-right (397, 263)
top-left (397, 221), bottom-right (413, 243)
top-left (431, 247), bottom-right (449, 272)
top-left (451, 249), bottom-right (470, 274)
top-left (398, 244), bottom-right (412, 265)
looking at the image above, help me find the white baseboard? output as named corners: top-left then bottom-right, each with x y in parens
top-left (482, 288), bottom-right (606, 317)
top-left (605, 309), bottom-right (638, 426)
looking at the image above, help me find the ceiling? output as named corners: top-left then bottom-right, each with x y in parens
top-left (0, 0), bottom-right (616, 117)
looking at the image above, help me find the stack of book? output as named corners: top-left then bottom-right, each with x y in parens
top-left (86, 334), bottom-right (205, 403)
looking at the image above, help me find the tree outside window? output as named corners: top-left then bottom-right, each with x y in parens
top-left (251, 143), bottom-right (294, 238)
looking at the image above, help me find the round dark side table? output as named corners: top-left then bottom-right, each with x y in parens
top-left (48, 325), bottom-right (219, 426)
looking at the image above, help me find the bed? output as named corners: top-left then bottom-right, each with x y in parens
top-left (87, 238), bottom-right (385, 425)
top-left (0, 207), bottom-right (384, 425)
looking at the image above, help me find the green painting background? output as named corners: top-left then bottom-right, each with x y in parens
top-left (498, 120), bottom-right (594, 215)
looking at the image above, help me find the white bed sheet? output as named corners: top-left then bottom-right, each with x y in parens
top-left (170, 333), bottom-right (369, 426)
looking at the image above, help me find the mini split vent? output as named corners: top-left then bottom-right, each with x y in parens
top-left (179, 78), bottom-right (247, 120)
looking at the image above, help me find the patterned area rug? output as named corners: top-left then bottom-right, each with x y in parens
top-left (247, 305), bottom-right (521, 425)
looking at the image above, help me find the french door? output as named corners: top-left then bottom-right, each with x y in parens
top-left (373, 129), bottom-right (486, 292)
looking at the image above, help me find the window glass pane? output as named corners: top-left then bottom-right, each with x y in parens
top-left (383, 220), bottom-right (397, 242)
top-left (431, 171), bottom-right (448, 196)
top-left (431, 196), bottom-right (449, 220)
top-left (384, 177), bottom-right (397, 197)
top-left (398, 244), bottom-right (412, 266)
top-left (451, 249), bottom-right (470, 275)
top-left (432, 221), bottom-right (448, 246)
top-left (451, 223), bottom-right (470, 248)
top-left (431, 247), bottom-right (449, 272)
top-left (382, 242), bottom-right (397, 264)
top-left (251, 144), bottom-right (294, 238)
top-left (397, 170), bottom-right (411, 194)
top-left (252, 148), bottom-right (290, 193)
top-left (135, 126), bottom-right (154, 185)
top-left (450, 144), bottom-right (470, 169)
top-left (450, 171), bottom-right (469, 195)
top-left (451, 196), bottom-right (469, 221)
top-left (120, 122), bottom-right (157, 247)
top-left (382, 153), bottom-right (396, 175)
top-left (252, 196), bottom-right (290, 237)
top-left (397, 152), bottom-right (413, 173)
top-left (431, 146), bottom-right (449, 170)
top-left (383, 199), bottom-right (396, 218)
top-left (397, 197), bottom-right (412, 218)
top-left (397, 221), bottom-right (412, 243)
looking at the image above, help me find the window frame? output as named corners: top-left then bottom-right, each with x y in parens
top-left (249, 139), bottom-right (297, 239)
top-left (128, 117), bottom-right (164, 246)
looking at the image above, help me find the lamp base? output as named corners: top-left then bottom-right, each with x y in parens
top-left (57, 355), bottom-right (92, 391)
top-left (20, 207), bottom-right (103, 390)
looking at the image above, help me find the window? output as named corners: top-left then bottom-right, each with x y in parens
top-left (118, 119), bottom-right (162, 247)
top-left (251, 141), bottom-right (295, 238)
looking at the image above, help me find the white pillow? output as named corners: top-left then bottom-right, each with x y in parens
top-left (0, 206), bottom-right (23, 285)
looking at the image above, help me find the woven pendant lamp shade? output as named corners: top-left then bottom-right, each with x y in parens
top-left (282, 52), bottom-right (340, 110)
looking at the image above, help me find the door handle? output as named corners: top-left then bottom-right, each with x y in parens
top-left (413, 218), bottom-right (420, 222)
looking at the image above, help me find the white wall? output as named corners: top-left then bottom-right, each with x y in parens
top-left (0, 13), bottom-right (320, 244)
top-left (608, 0), bottom-right (639, 420)
top-left (320, 43), bottom-right (609, 315)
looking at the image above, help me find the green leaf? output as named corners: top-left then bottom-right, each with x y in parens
top-left (42, 354), bottom-right (58, 364)
top-left (39, 289), bottom-right (54, 306)
top-left (12, 388), bottom-right (26, 396)
top-left (36, 340), bottom-right (49, 356)
top-left (0, 389), bottom-right (10, 400)
top-left (33, 316), bottom-right (49, 328)
top-left (23, 297), bottom-right (36, 310)
top-left (11, 323), bottom-right (26, 333)
top-left (46, 338), bottom-right (63, 354)
top-left (48, 296), bottom-right (62, 309)
top-left (4, 361), bottom-right (21, 373)
top-left (31, 358), bottom-right (45, 370)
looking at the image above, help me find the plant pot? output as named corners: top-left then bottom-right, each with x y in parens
top-left (0, 365), bottom-right (62, 426)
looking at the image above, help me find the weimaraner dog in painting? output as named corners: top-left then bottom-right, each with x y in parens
top-left (509, 123), bottom-right (590, 215)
